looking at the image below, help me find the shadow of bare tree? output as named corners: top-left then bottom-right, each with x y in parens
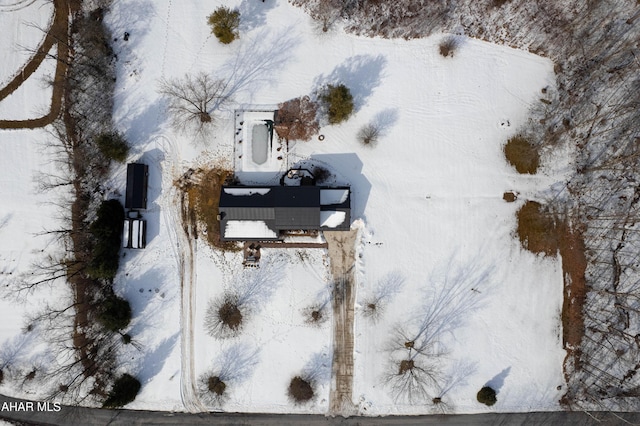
top-left (219, 27), bottom-right (300, 106)
top-left (384, 255), bottom-right (495, 403)
top-left (238, 0), bottom-right (277, 33)
top-left (313, 54), bottom-right (387, 113)
top-left (198, 342), bottom-right (260, 408)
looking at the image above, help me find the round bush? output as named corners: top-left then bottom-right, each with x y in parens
top-left (219, 300), bottom-right (242, 330)
top-left (98, 295), bottom-right (132, 332)
top-left (103, 374), bottom-right (141, 408)
top-left (207, 7), bottom-right (240, 44)
top-left (95, 132), bottom-right (129, 163)
top-left (477, 386), bottom-right (497, 406)
top-left (87, 199), bottom-right (125, 280)
top-left (288, 376), bottom-right (314, 402)
top-left (208, 376), bottom-right (226, 396)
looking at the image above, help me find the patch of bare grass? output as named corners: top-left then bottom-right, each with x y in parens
top-left (504, 136), bottom-right (539, 174)
top-left (183, 168), bottom-right (240, 252)
top-left (516, 201), bottom-right (558, 256)
top-left (557, 220), bottom-right (587, 406)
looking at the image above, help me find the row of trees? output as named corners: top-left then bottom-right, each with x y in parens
top-left (160, 71), bottom-right (356, 142)
top-left (2, 3), bottom-right (140, 408)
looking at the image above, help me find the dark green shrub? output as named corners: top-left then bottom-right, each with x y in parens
top-left (98, 294), bottom-right (131, 332)
top-left (504, 135), bottom-right (539, 174)
top-left (320, 84), bottom-right (354, 125)
top-left (207, 7), bottom-right (240, 44)
top-left (103, 374), bottom-right (141, 408)
top-left (477, 386), bottom-right (497, 406)
top-left (87, 200), bottom-right (124, 280)
top-left (95, 132), bottom-right (129, 163)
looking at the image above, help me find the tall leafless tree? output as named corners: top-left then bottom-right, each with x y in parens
top-left (159, 72), bottom-right (231, 138)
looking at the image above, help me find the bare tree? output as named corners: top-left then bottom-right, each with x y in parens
top-left (356, 123), bottom-right (381, 147)
top-left (361, 270), bottom-right (404, 321)
top-left (197, 343), bottom-right (259, 407)
top-left (158, 72), bottom-right (231, 137)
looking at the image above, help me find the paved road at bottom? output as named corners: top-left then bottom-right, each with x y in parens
top-left (0, 394), bottom-right (639, 426)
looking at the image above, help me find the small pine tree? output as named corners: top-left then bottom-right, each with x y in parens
top-left (103, 374), bottom-right (141, 408)
top-left (207, 7), bottom-right (240, 44)
top-left (320, 84), bottom-right (354, 125)
top-left (477, 386), bottom-right (497, 406)
top-left (95, 132), bottom-right (129, 163)
top-left (87, 199), bottom-right (125, 280)
top-left (98, 294), bottom-right (132, 332)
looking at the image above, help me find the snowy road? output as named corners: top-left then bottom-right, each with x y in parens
top-left (0, 392), bottom-right (633, 426)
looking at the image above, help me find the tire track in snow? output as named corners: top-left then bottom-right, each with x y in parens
top-left (155, 135), bottom-right (206, 413)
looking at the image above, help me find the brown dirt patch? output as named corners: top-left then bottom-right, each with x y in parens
top-left (516, 201), bottom-right (558, 256)
top-left (503, 191), bottom-right (517, 202)
top-left (504, 136), bottom-right (540, 174)
top-left (181, 167), bottom-right (240, 252)
top-left (558, 220), bottom-right (587, 403)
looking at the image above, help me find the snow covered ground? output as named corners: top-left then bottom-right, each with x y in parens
top-left (0, 0), bottom-right (566, 416)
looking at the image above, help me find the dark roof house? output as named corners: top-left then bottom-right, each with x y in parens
top-left (125, 163), bottom-right (149, 210)
top-left (218, 186), bottom-right (350, 241)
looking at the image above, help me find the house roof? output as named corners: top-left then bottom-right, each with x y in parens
top-left (218, 185), bottom-right (350, 241)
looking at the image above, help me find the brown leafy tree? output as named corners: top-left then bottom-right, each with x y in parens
top-left (275, 96), bottom-right (319, 142)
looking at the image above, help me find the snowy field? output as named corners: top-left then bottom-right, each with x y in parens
top-left (0, 0), bottom-right (566, 415)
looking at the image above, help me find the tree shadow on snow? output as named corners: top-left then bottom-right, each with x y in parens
top-left (313, 54), bottom-right (387, 113)
top-left (486, 366), bottom-right (511, 394)
top-left (238, 0), bottom-right (277, 33)
top-left (118, 266), bottom-right (172, 324)
top-left (120, 97), bottom-right (168, 149)
top-left (137, 332), bottom-right (179, 385)
top-left (107, 1), bottom-right (155, 68)
top-left (372, 108), bottom-right (399, 136)
top-left (302, 349), bottom-right (332, 385)
top-left (219, 27), bottom-right (300, 105)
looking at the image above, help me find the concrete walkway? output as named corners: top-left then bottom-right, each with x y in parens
top-left (324, 229), bottom-right (358, 416)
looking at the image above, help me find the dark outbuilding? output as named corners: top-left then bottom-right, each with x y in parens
top-left (125, 163), bottom-right (148, 210)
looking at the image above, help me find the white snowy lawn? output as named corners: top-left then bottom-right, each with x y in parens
top-left (0, 0), bottom-right (566, 415)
